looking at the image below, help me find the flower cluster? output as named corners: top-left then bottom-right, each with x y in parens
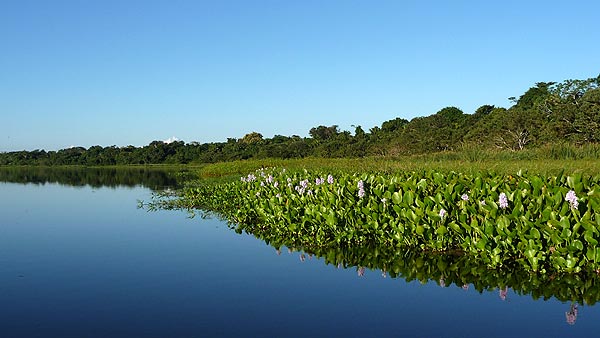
top-left (566, 190), bottom-right (579, 210)
top-left (327, 174), bottom-right (334, 184)
top-left (439, 209), bottom-right (447, 219)
top-left (357, 180), bottom-right (365, 198)
top-left (300, 179), bottom-right (309, 189)
top-left (498, 192), bottom-right (509, 209)
top-left (461, 194), bottom-right (469, 201)
top-left (240, 173), bottom-right (257, 182)
top-left (294, 179), bottom-right (310, 195)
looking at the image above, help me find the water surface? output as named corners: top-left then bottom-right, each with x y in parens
top-left (1, 169), bottom-right (598, 337)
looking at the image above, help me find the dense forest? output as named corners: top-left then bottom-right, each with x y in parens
top-left (2, 75), bottom-right (599, 166)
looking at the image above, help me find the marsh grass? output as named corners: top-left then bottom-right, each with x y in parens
top-left (194, 154), bottom-right (600, 181)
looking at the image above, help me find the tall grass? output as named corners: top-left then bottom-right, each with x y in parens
top-left (194, 154), bottom-right (600, 180)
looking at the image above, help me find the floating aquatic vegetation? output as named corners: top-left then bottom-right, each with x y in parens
top-left (177, 167), bottom-right (600, 274)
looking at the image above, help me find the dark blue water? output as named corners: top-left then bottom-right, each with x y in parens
top-left (1, 179), bottom-right (599, 337)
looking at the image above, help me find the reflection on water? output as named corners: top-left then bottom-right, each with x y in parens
top-left (566, 303), bottom-right (578, 325)
top-left (3, 169), bottom-right (598, 335)
top-left (0, 166), bottom-right (186, 190)
top-left (228, 217), bottom-right (600, 326)
top-left (277, 243), bottom-right (593, 326)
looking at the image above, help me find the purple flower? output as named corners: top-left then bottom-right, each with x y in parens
top-left (315, 177), bottom-right (324, 185)
top-left (498, 193), bottom-right (508, 209)
top-left (300, 179), bottom-right (309, 189)
top-left (276, 193), bottom-right (281, 198)
top-left (566, 190), bottom-right (579, 209)
top-left (273, 181), bottom-right (279, 188)
top-left (358, 188), bottom-right (365, 198)
top-left (439, 209), bottom-right (447, 218)
top-left (566, 304), bottom-right (578, 325)
top-left (439, 278), bottom-right (446, 287)
top-left (357, 180), bottom-right (365, 198)
top-left (461, 193), bottom-right (469, 201)
top-left (462, 284), bottom-right (469, 290)
top-left (327, 174), bottom-right (334, 184)
top-left (480, 200), bottom-right (486, 206)
top-left (260, 181), bottom-right (265, 187)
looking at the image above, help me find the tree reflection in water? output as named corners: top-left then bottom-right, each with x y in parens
top-left (0, 166), bottom-right (184, 191)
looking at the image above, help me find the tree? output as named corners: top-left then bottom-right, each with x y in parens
top-left (515, 82), bottom-right (554, 109)
top-left (309, 125), bottom-right (339, 140)
top-left (241, 132), bottom-right (263, 144)
top-left (541, 76), bottom-right (600, 142)
top-left (381, 117), bottom-right (408, 133)
top-left (474, 105), bottom-right (495, 116)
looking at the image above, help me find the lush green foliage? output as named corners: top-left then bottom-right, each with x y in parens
top-left (176, 168), bottom-right (600, 274)
top-left (2, 75), bottom-right (599, 165)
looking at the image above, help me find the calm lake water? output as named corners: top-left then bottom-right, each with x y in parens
top-left (1, 168), bottom-right (599, 337)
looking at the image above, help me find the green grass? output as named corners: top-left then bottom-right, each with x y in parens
top-left (193, 156), bottom-right (600, 180)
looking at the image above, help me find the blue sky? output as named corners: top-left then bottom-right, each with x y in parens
top-left (1, 0), bottom-right (599, 151)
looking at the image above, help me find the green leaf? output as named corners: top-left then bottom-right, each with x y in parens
top-left (476, 238), bottom-right (487, 250)
top-left (416, 225), bottom-right (425, 235)
top-left (584, 231), bottom-right (598, 246)
top-left (392, 192), bottom-right (401, 204)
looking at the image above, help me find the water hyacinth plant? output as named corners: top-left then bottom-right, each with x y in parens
top-left (566, 190), bottom-right (579, 209)
top-left (177, 167), bottom-right (600, 274)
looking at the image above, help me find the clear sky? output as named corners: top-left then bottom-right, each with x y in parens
top-left (1, 0), bottom-right (599, 151)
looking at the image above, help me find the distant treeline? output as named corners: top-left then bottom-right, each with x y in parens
top-left (2, 75), bottom-right (599, 166)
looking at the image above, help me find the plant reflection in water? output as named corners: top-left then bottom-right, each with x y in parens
top-left (566, 303), bottom-right (578, 325)
top-left (274, 243), bottom-right (597, 326)
top-left (499, 286), bottom-right (508, 301)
